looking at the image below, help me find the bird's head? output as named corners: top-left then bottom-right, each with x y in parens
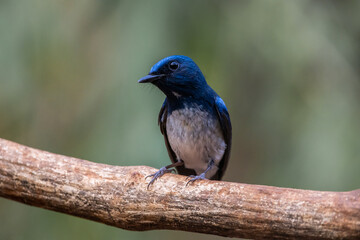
top-left (138, 55), bottom-right (208, 98)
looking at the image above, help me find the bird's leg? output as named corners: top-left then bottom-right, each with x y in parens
top-left (186, 159), bottom-right (215, 186)
top-left (146, 161), bottom-right (184, 189)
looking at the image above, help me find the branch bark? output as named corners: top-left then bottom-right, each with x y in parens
top-left (0, 138), bottom-right (359, 239)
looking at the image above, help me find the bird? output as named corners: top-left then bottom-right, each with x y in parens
top-left (138, 55), bottom-right (232, 187)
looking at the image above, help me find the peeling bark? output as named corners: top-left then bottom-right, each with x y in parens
top-left (0, 138), bottom-right (359, 239)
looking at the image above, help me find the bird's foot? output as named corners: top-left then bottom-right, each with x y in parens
top-left (146, 167), bottom-right (175, 189)
top-left (186, 173), bottom-right (207, 186)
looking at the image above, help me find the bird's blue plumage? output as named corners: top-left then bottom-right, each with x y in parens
top-left (138, 55), bottom-right (232, 186)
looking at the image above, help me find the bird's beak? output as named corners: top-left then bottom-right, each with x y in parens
top-left (138, 74), bottom-right (165, 83)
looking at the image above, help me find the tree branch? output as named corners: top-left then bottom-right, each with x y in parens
top-left (0, 138), bottom-right (359, 239)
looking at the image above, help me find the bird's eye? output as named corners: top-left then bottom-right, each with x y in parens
top-left (168, 61), bottom-right (179, 71)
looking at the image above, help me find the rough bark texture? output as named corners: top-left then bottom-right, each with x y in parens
top-left (0, 138), bottom-right (359, 239)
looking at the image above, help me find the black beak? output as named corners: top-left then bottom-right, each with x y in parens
top-left (138, 74), bottom-right (165, 83)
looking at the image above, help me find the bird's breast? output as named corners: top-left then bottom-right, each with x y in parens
top-left (166, 106), bottom-right (226, 177)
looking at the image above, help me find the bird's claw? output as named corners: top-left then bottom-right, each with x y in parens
top-left (186, 173), bottom-right (207, 186)
top-left (146, 167), bottom-right (174, 189)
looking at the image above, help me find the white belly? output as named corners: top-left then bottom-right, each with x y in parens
top-left (166, 107), bottom-right (226, 178)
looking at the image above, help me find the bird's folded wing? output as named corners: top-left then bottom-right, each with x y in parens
top-left (213, 96), bottom-right (232, 180)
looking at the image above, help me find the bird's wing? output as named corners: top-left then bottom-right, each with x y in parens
top-left (158, 98), bottom-right (196, 176)
top-left (213, 96), bottom-right (232, 180)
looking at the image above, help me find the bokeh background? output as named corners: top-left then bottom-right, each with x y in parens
top-left (1, 1), bottom-right (360, 239)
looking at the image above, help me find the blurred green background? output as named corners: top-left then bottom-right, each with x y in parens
top-left (1, 0), bottom-right (360, 239)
